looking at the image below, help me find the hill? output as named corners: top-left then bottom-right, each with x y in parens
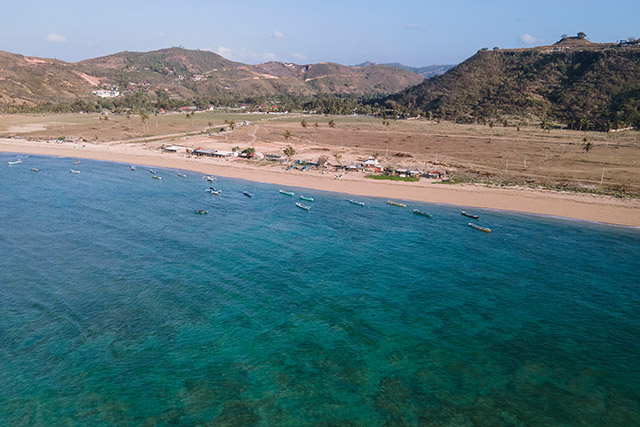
top-left (382, 63), bottom-right (455, 78)
top-left (0, 47), bottom-right (424, 109)
top-left (388, 37), bottom-right (640, 129)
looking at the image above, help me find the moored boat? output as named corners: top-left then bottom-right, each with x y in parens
top-left (31, 168), bottom-right (40, 172)
top-left (468, 222), bottom-right (491, 233)
top-left (195, 209), bottom-right (208, 215)
top-left (70, 170), bottom-right (80, 174)
top-left (131, 165), bottom-right (136, 171)
top-left (202, 175), bottom-right (217, 182)
top-left (300, 196), bottom-right (314, 202)
top-left (149, 169), bottom-right (156, 174)
top-left (413, 209), bottom-right (432, 218)
top-left (461, 211), bottom-right (479, 219)
top-left (178, 173), bottom-right (187, 178)
top-left (243, 191), bottom-right (254, 198)
top-left (387, 201), bottom-right (406, 208)
top-left (348, 199), bottom-right (365, 206)
top-left (279, 190), bottom-right (294, 196)
top-left (8, 159), bottom-right (22, 165)
top-left (152, 175), bottom-right (162, 180)
top-left (296, 202), bottom-right (310, 212)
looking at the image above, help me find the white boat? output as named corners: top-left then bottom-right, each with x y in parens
top-left (178, 173), bottom-right (187, 178)
top-left (202, 175), bottom-right (217, 182)
top-left (296, 202), bottom-right (310, 212)
top-left (348, 200), bottom-right (365, 206)
top-left (387, 200), bottom-right (406, 208)
top-left (279, 190), bottom-right (294, 196)
top-left (70, 170), bottom-right (80, 174)
top-left (149, 168), bottom-right (156, 174)
top-left (152, 175), bottom-right (162, 180)
top-left (8, 160), bottom-right (22, 165)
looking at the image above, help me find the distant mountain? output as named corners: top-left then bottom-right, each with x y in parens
top-left (388, 37), bottom-right (640, 128)
top-left (0, 47), bottom-right (424, 107)
top-left (383, 63), bottom-right (455, 78)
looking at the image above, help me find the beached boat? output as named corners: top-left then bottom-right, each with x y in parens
top-left (202, 175), bottom-right (217, 182)
top-left (387, 201), bottom-right (406, 208)
top-left (152, 175), bottom-right (162, 180)
top-left (178, 173), bottom-right (187, 178)
top-left (195, 209), bottom-right (208, 215)
top-left (243, 191), bottom-right (254, 198)
top-left (300, 196), bottom-right (314, 202)
top-left (348, 200), bottom-right (365, 206)
top-left (70, 170), bottom-right (80, 174)
top-left (461, 211), bottom-right (479, 219)
top-left (8, 160), bottom-right (22, 165)
top-left (31, 168), bottom-right (39, 172)
top-left (279, 190), bottom-right (294, 196)
top-left (296, 203), bottom-right (311, 212)
top-left (413, 209), bottom-right (432, 218)
top-left (468, 222), bottom-right (491, 233)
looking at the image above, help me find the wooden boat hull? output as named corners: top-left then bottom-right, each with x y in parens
top-left (468, 223), bottom-right (491, 233)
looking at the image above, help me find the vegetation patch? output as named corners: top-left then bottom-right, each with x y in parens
top-left (366, 175), bottom-right (419, 182)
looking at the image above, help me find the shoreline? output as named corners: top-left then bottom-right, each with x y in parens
top-left (2, 139), bottom-right (640, 228)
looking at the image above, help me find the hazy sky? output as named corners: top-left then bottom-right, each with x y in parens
top-left (1, 0), bottom-right (638, 66)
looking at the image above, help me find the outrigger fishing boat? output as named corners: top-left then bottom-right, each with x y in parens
top-left (202, 175), bottom-right (217, 182)
top-left (296, 203), bottom-right (311, 212)
top-left (195, 209), bottom-right (208, 215)
top-left (178, 173), bottom-right (187, 178)
top-left (205, 188), bottom-right (221, 196)
top-left (461, 211), bottom-right (479, 220)
top-left (149, 168), bottom-right (156, 174)
top-left (468, 222), bottom-right (491, 233)
top-left (243, 191), bottom-right (254, 198)
top-left (413, 209), bottom-right (432, 218)
top-left (31, 168), bottom-right (39, 172)
top-left (70, 170), bottom-right (80, 174)
top-left (152, 175), bottom-right (162, 180)
top-left (279, 190), bottom-right (294, 196)
top-left (300, 196), bottom-right (314, 202)
top-left (348, 200), bottom-right (365, 206)
top-left (387, 201), bottom-right (406, 208)
top-left (8, 159), bottom-right (22, 165)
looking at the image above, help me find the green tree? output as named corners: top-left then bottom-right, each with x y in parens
top-left (577, 32), bottom-right (587, 39)
top-left (301, 119), bottom-right (308, 128)
top-left (283, 146), bottom-right (296, 159)
top-left (242, 147), bottom-right (256, 156)
top-left (283, 130), bottom-right (291, 140)
top-left (328, 120), bottom-right (336, 128)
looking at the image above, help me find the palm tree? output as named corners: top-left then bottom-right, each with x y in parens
top-left (328, 120), bottom-right (336, 128)
top-left (283, 130), bottom-right (291, 140)
top-left (283, 146), bottom-right (296, 159)
top-left (140, 111), bottom-right (150, 134)
top-left (301, 119), bottom-right (308, 128)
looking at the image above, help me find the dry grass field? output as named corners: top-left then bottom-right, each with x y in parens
top-left (2, 112), bottom-right (639, 195)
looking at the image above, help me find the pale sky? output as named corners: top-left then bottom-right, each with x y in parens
top-left (1, 0), bottom-right (638, 66)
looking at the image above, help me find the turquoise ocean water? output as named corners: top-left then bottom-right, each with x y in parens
top-left (1, 153), bottom-right (639, 425)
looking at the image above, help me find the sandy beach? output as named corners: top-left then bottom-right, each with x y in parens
top-left (2, 138), bottom-right (639, 227)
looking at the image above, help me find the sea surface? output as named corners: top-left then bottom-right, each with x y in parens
top-left (1, 153), bottom-right (639, 426)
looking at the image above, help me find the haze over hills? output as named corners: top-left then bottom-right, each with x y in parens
top-left (0, 47), bottom-right (424, 107)
top-left (387, 36), bottom-right (640, 128)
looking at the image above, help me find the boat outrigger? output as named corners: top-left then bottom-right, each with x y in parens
top-left (387, 201), bottom-right (406, 208)
top-left (296, 203), bottom-right (311, 212)
top-left (413, 209), bottom-right (432, 218)
top-left (243, 191), bottom-right (254, 198)
top-left (195, 209), bottom-right (208, 215)
top-left (348, 200), bottom-right (365, 206)
top-left (8, 160), bottom-right (22, 165)
top-left (279, 190), bottom-right (294, 196)
top-left (468, 223), bottom-right (491, 233)
top-left (70, 170), bottom-right (80, 174)
top-left (300, 196), bottom-right (314, 202)
top-left (152, 175), bottom-right (162, 180)
top-left (178, 173), bottom-right (187, 178)
top-left (461, 211), bottom-right (479, 219)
